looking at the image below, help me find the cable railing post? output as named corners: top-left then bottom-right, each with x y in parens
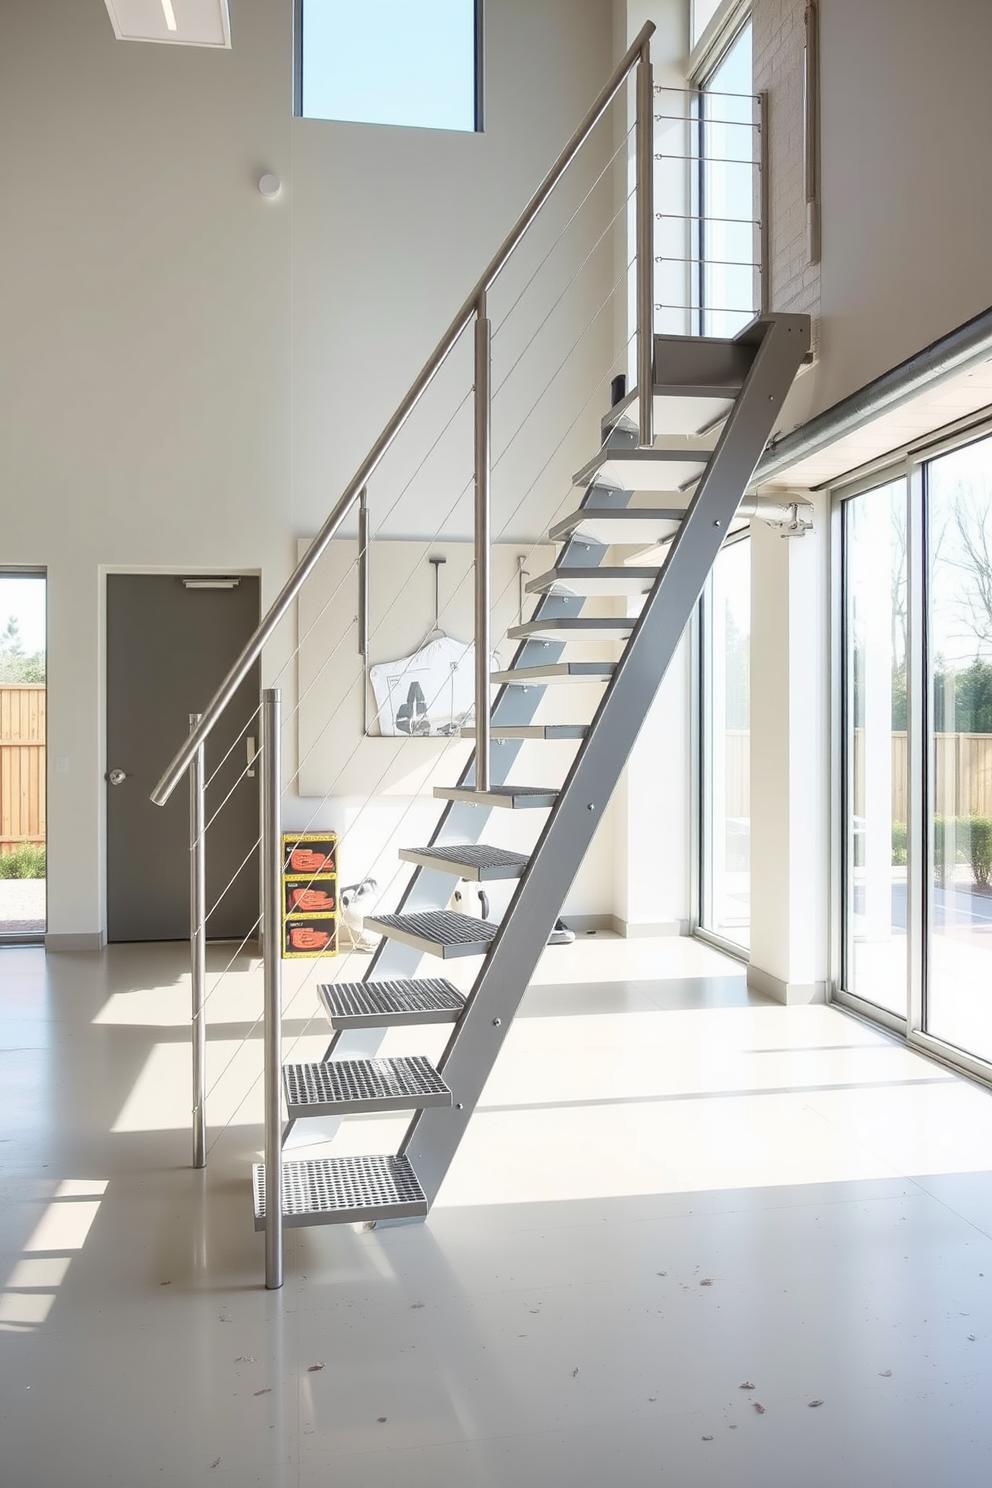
top-left (474, 291), bottom-right (492, 793)
top-left (261, 688), bottom-right (284, 1290)
top-left (759, 90), bottom-right (770, 314)
top-left (358, 487), bottom-right (370, 735)
top-left (636, 38), bottom-right (655, 447)
top-left (189, 713), bottom-right (207, 1170)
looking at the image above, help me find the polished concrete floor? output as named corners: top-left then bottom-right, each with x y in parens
top-left (1, 934), bottom-right (991, 1487)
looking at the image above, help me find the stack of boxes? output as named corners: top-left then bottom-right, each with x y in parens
top-left (281, 833), bottom-right (337, 957)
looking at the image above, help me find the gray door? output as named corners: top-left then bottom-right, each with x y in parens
top-left (106, 575), bottom-right (260, 942)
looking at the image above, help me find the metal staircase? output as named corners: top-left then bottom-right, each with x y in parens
top-left (149, 20), bottom-right (811, 1287)
top-left (252, 311), bottom-right (809, 1232)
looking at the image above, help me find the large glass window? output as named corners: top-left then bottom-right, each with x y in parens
top-left (838, 431), bottom-right (992, 1079)
top-left (926, 438), bottom-right (992, 1064)
top-left (0, 572), bottom-right (47, 942)
top-left (842, 479), bottom-right (908, 1017)
top-left (700, 537), bottom-right (750, 948)
top-left (297, 0), bottom-right (481, 132)
top-left (697, 21), bottom-right (756, 338)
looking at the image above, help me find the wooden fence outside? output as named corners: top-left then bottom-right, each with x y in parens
top-left (853, 730), bottom-right (992, 821)
top-left (723, 730), bottom-right (992, 823)
top-left (0, 685), bottom-right (46, 854)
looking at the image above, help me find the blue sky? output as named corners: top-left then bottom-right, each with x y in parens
top-left (302, 0), bottom-right (476, 131)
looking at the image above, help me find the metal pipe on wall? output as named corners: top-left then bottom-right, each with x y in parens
top-left (189, 713), bottom-right (206, 1170)
top-left (261, 688), bottom-right (283, 1290)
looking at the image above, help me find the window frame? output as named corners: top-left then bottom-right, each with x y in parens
top-left (293, 0), bottom-right (486, 133)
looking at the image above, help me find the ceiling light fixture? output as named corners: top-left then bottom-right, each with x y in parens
top-left (161, 0), bottom-right (178, 32)
top-left (181, 578), bottom-right (241, 590)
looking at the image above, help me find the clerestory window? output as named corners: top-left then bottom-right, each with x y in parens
top-left (295, 0), bottom-right (484, 132)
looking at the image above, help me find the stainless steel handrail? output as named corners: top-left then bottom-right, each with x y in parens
top-left (150, 20), bottom-right (656, 806)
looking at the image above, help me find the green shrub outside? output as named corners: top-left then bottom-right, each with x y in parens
top-left (0, 844), bottom-right (46, 879)
top-left (889, 817), bottom-right (992, 886)
top-left (891, 821), bottom-right (907, 866)
top-left (972, 818), bottom-right (992, 887)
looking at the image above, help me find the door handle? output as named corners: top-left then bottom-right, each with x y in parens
top-left (246, 736), bottom-right (257, 778)
top-left (107, 768), bottom-right (128, 786)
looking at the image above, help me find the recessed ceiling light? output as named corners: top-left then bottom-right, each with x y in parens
top-left (161, 0), bottom-right (178, 31)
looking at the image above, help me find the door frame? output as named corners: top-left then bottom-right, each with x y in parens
top-left (100, 565), bottom-right (263, 945)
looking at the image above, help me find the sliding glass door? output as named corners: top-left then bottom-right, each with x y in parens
top-left (838, 429), bottom-right (992, 1076)
top-left (925, 440), bottom-right (992, 1064)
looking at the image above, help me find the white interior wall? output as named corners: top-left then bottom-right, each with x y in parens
top-left (0, 0), bottom-right (624, 942)
top-left (758, 0), bottom-right (992, 438)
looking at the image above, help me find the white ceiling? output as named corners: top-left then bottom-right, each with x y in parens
top-left (103, 0), bottom-right (231, 48)
top-left (759, 356), bottom-right (992, 491)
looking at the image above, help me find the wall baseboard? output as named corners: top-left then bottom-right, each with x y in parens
top-left (562, 913), bottom-right (615, 935)
top-left (45, 931), bottom-right (106, 952)
top-left (747, 963), bottom-right (825, 1005)
top-left (611, 916), bottom-right (688, 939)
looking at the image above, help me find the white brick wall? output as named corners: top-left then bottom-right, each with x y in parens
top-left (753, 0), bottom-right (821, 337)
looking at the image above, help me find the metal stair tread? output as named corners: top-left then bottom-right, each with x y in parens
top-left (365, 908), bottom-right (499, 958)
top-left (398, 843), bottom-right (530, 880)
top-left (602, 389), bottom-right (736, 438)
top-left (575, 447), bottom-right (711, 492)
top-left (548, 506), bottom-right (685, 546)
top-left (492, 660), bottom-right (616, 683)
top-left (526, 567), bottom-right (657, 597)
top-left (434, 784), bottom-right (558, 809)
top-left (282, 1054), bottom-right (451, 1117)
top-left (459, 723), bottom-right (588, 741)
top-left (253, 1155), bottom-right (427, 1230)
top-left (508, 618), bottom-right (635, 642)
top-left (316, 976), bottom-right (465, 1028)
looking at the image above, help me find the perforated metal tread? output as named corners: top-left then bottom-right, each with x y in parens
top-left (283, 1054), bottom-right (451, 1117)
top-left (525, 568), bottom-right (656, 598)
top-left (365, 909), bottom-right (499, 959)
top-left (434, 784), bottom-right (558, 809)
top-left (508, 618), bottom-right (635, 642)
top-left (491, 661), bottom-right (617, 683)
top-left (253, 1154), bottom-right (427, 1230)
top-left (316, 976), bottom-right (464, 1029)
top-left (459, 724), bottom-right (588, 741)
top-left (398, 844), bottom-right (530, 880)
